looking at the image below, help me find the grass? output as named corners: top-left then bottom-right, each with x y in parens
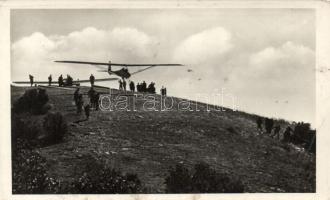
top-left (11, 85), bottom-right (315, 193)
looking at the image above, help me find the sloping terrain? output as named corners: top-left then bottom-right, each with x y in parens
top-left (11, 85), bottom-right (315, 193)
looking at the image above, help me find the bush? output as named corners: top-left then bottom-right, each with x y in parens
top-left (41, 112), bottom-right (68, 145)
top-left (72, 158), bottom-right (143, 194)
top-left (12, 139), bottom-right (61, 194)
top-left (13, 88), bottom-right (50, 115)
top-left (165, 162), bottom-right (244, 193)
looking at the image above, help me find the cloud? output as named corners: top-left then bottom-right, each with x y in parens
top-left (11, 27), bottom-right (157, 81)
top-left (227, 41), bottom-right (315, 124)
top-left (173, 27), bottom-right (233, 65)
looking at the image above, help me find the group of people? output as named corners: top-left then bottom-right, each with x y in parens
top-left (119, 79), bottom-right (163, 95)
top-left (28, 74), bottom-right (96, 87)
top-left (73, 87), bottom-right (100, 120)
top-left (256, 117), bottom-right (301, 144)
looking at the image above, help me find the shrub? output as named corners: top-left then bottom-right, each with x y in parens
top-left (13, 88), bottom-right (50, 114)
top-left (42, 112), bottom-right (68, 145)
top-left (165, 162), bottom-right (244, 193)
top-left (72, 158), bottom-right (143, 194)
top-left (12, 139), bottom-right (61, 194)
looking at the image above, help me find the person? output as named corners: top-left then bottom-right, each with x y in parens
top-left (89, 74), bottom-right (95, 86)
top-left (148, 82), bottom-right (155, 94)
top-left (48, 74), bottom-right (52, 86)
top-left (119, 80), bottom-right (123, 90)
top-left (164, 87), bottom-right (167, 96)
top-left (94, 92), bottom-right (100, 110)
top-left (271, 125), bottom-right (281, 140)
top-left (73, 88), bottom-right (80, 105)
top-left (137, 83), bottom-right (140, 92)
top-left (58, 74), bottom-right (64, 87)
top-left (142, 81), bottom-right (147, 92)
top-left (282, 126), bottom-right (292, 143)
top-left (76, 94), bottom-right (84, 114)
top-left (129, 81), bottom-right (135, 92)
top-left (29, 74), bottom-right (34, 87)
top-left (123, 79), bottom-right (127, 91)
top-left (256, 117), bottom-right (263, 131)
top-left (66, 74), bottom-right (73, 86)
top-left (87, 87), bottom-right (95, 108)
top-left (160, 86), bottom-right (165, 96)
top-left (84, 104), bottom-right (90, 120)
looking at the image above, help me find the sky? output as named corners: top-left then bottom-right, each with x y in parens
top-left (11, 9), bottom-right (315, 125)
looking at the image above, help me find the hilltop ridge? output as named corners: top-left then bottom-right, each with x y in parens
top-left (11, 85), bottom-right (315, 193)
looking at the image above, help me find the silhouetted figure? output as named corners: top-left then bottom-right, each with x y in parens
top-left (94, 92), bottom-right (100, 110)
top-left (48, 74), bottom-right (52, 86)
top-left (282, 126), bottom-right (292, 143)
top-left (256, 117), bottom-right (263, 131)
top-left (66, 74), bottom-right (73, 86)
top-left (119, 80), bottom-right (123, 90)
top-left (88, 87), bottom-right (95, 107)
top-left (137, 83), bottom-right (141, 92)
top-left (84, 104), bottom-right (90, 120)
top-left (76, 94), bottom-right (84, 114)
top-left (123, 79), bottom-right (127, 91)
top-left (129, 81), bottom-right (135, 92)
top-left (58, 74), bottom-right (64, 87)
top-left (89, 74), bottom-right (95, 86)
top-left (29, 74), bottom-right (34, 87)
top-left (164, 87), bottom-right (167, 96)
top-left (271, 125), bottom-right (281, 140)
top-left (73, 88), bottom-right (80, 105)
top-left (142, 81), bottom-right (147, 92)
top-left (147, 82), bottom-right (156, 94)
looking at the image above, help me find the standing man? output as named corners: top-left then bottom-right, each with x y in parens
top-left (89, 74), bottom-right (95, 86)
top-left (29, 74), bottom-right (34, 87)
top-left (73, 87), bottom-right (80, 106)
top-left (84, 104), bottom-right (90, 120)
top-left (87, 87), bottom-right (95, 108)
top-left (77, 94), bottom-right (84, 114)
top-left (58, 74), bottom-right (64, 87)
top-left (48, 74), bottom-right (52, 86)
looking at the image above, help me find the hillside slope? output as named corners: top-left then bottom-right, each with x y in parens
top-left (11, 85), bottom-right (315, 193)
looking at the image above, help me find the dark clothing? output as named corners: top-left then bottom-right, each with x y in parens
top-left (84, 104), bottom-right (90, 119)
top-left (48, 75), bottom-right (52, 86)
top-left (94, 92), bottom-right (100, 110)
top-left (89, 74), bottom-right (95, 86)
top-left (87, 88), bottom-right (96, 107)
top-left (73, 89), bottom-right (80, 105)
top-left (76, 94), bottom-right (83, 114)
top-left (58, 75), bottom-right (64, 87)
top-left (29, 75), bottom-right (34, 87)
top-left (283, 127), bottom-right (292, 143)
top-left (142, 82), bottom-right (147, 92)
top-left (256, 117), bottom-right (263, 130)
top-left (129, 81), bottom-right (135, 92)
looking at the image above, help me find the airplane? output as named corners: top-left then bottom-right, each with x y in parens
top-left (54, 60), bottom-right (184, 80)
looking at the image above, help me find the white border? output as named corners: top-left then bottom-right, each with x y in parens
top-left (0, 0), bottom-right (329, 200)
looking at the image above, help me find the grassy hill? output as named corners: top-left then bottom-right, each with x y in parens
top-left (11, 85), bottom-right (315, 193)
